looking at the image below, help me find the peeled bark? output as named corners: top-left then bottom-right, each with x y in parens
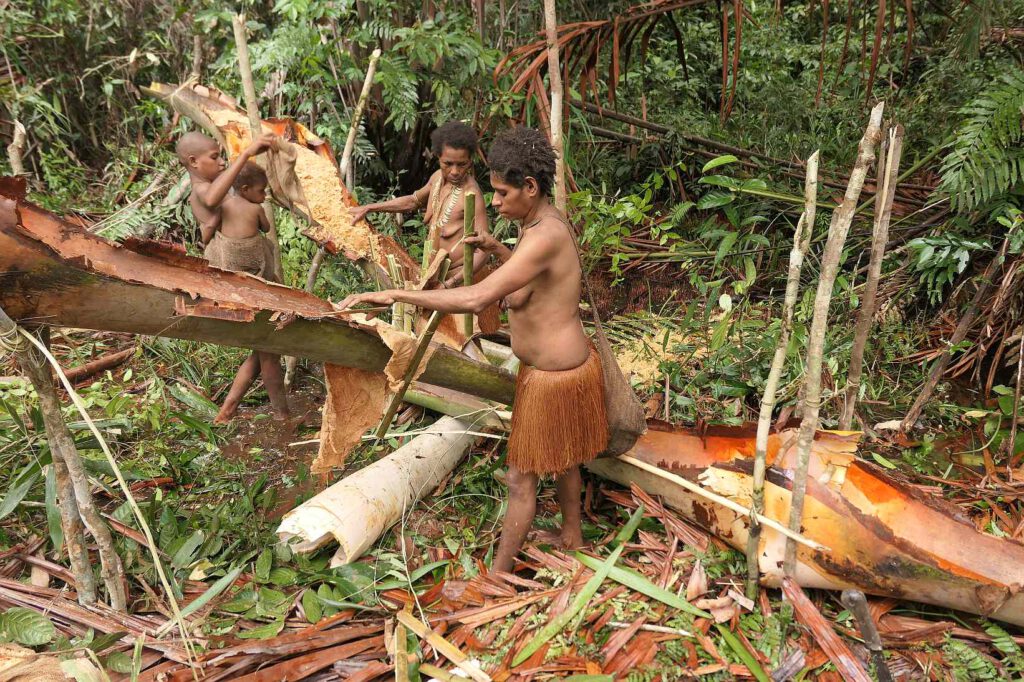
top-left (785, 102), bottom-right (884, 576)
top-left (278, 416), bottom-right (474, 566)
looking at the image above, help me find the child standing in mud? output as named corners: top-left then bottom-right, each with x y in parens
top-left (176, 131), bottom-right (290, 424)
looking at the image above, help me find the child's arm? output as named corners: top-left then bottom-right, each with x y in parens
top-left (198, 218), bottom-right (218, 246)
top-left (257, 204), bottom-right (271, 233)
top-left (349, 173), bottom-right (436, 224)
top-left (194, 134), bottom-right (276, 210)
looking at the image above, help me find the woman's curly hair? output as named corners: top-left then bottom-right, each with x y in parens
top-left (430, 121), bottom-right (479, 156)
top-left (487, 126), bottom-right (556, 196)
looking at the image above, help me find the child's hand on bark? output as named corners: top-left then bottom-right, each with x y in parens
top-left (245, 133), bottom-right (277, 157)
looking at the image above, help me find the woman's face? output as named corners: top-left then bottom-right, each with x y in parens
top-left (438, 146), bottom-right (472, 186)
top-left (490, 172), bottom-right (539, 221)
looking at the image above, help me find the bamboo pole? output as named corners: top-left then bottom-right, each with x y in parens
top-left (841, 125), bottom-right (903, 430)
top-left (232, 13), bottom-right (284, 283)
top-left (387, 255), bottom-right (405, 330)
top-left (543, 0), bottom-right (566, 212)
top-left (744, 151), bottom-right (819, 599)
top-left (375, 259), bottom-right (452, 438)
top-left (784, 102), bottom-right (884, 577)
top-left (462, 191), bottom-right (477, 339)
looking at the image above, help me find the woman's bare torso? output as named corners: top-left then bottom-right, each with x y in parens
top-left (423, 173), bottom-right (481, 269)
top-left (505, 212), bottom-right (591, 371)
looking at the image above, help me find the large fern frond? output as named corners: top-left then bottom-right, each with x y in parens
top-left (938, 70), bottom-right (1024, 213)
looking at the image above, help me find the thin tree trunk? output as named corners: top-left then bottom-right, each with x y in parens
top-left (864, 0), bottom-right (886, 105)
top-left (745, 151), bottom-right (819, 599)
top-left (724, 0), bottom-right (742, 121)
top-left (815, 0), bottom-right (830, 107)
top-left (784, 102), bottom-right (884, 577)
top-left (832, 0), bottom-right (854, 95)
top-left (720, 2), bottom-right (730, 124)
top-left (232, 13), bottom-right (284, 283)
top-left (902, 236), bottom-right (1012, 431)
top-left (49, 446), bottom-right (96, 604)
top-left (0, 310), bottom-right (126, 609)
top-left (841, 125), bottom-right (903, 430)
top-left (544, 0), bottom-right (566, 213)
top-left (1006, 329), bottom-right (1024, 465)
top-left (190, 34), bottom-right (203, 81)
top-left (902, 0), bottom-right (915, 74)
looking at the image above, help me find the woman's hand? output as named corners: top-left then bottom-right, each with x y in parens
top-left (333, 290), bottom-right (397, 318)
top-left (464, 233), bottom-right (501, 254)
top-left (349, 205), bottom-right (371, 224)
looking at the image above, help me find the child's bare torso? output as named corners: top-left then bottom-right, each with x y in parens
top-left (188, 179), bottom-right (221, 240)
top-left (219, 195), bottom-right (265, 240)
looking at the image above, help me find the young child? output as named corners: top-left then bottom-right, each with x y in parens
top-left (176, 131), bottom-right (289, 424)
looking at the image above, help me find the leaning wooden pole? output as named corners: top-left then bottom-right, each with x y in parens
top-left (744, 151), bottom-right (818, 599)
top-left (232, 13), bottom-right (284, 283)
top-left (784, 102), bottom-right (884, 577)
top-left (543, 0), bottom-right (567, 213)
top-left (841, 125), bottom-right (903, 430)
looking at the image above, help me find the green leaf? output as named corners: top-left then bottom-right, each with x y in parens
top-left (575, 554), bottom-right (710, 619)
top-left (254, 548), bottom-right (273, 582)
top-left (167, 383), bottom-right (219, 421)
top-left (106, 650), bottom-right (134, 674)
top-left (87, 630), bottom-right (127, 653)
top-left (0, 464), bottom-right (41, 521)
top-left (716, 624), bottom-right (771, 682)
top-left (714, 232), bottom-right (739, 267)
top-left (44, 465), bottom-right (63, 556)
top-left (0, 607), bottom-right (56, 646)
top-left (871, 453), bottom-right (899, 470)
top-left (237, 618), bottom-right (285, 639)
top-left (170, 530), bottom-right (204, 569)
top-left (697, 191), bottom-right (735, 210)
top-left (269, 567), bottom-right (298, 586)
top-left (701, 155), bottom-right (739, 173)
top-left (302, 589), bottom-right (323, 624)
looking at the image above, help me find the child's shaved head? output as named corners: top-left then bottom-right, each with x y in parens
top-left (176, 132), bottom-right (219, 163)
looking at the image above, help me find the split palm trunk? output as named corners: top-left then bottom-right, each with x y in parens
top-left (744, 150), bottom-right (818, 598)
top-left (785, 102), bottom-right (885, 576)
top-left (841, 125), bottom-right (904, 430)
top-left (6, 178), bottom-right (1024, 626)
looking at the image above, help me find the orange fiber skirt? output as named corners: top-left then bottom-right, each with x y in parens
top-left (507, 345), bottom-right (608, 476)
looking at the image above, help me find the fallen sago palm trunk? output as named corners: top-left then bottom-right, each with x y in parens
top-left (277, 416), bottom-right (475, 566)
top-left (0, 178), bottom-right (513, 404)
top-left (588, 421), bottom-right (1024, 626)
top-left (4, 180), bottom-right (1024, 625)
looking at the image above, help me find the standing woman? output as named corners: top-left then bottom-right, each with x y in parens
top-left (336, 127), bottom-right (608, 574)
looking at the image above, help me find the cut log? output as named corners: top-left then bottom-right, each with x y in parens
top-left (277, 416), bottom-right (474, 566)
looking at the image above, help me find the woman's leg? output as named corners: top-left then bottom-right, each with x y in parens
top-left (555, 466), bottom-right (584, 549)
top-left (492, 465), bottom-right (539, 574)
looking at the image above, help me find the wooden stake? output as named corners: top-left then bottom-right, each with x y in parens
top-left (231, 13), bottom-right (284, 283)
top-left (375, 259), bottom-right (451, 438)
top-left (543, 0), bottom-right (566, 213)
top-left (785, 102), bottom-right (884, 577)
top-left (462, 191), bottom-right (477, 339)
top-left (841, 125), bottom-right (903, 430)
top-left (745, 150), bottom-right (819, 599)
